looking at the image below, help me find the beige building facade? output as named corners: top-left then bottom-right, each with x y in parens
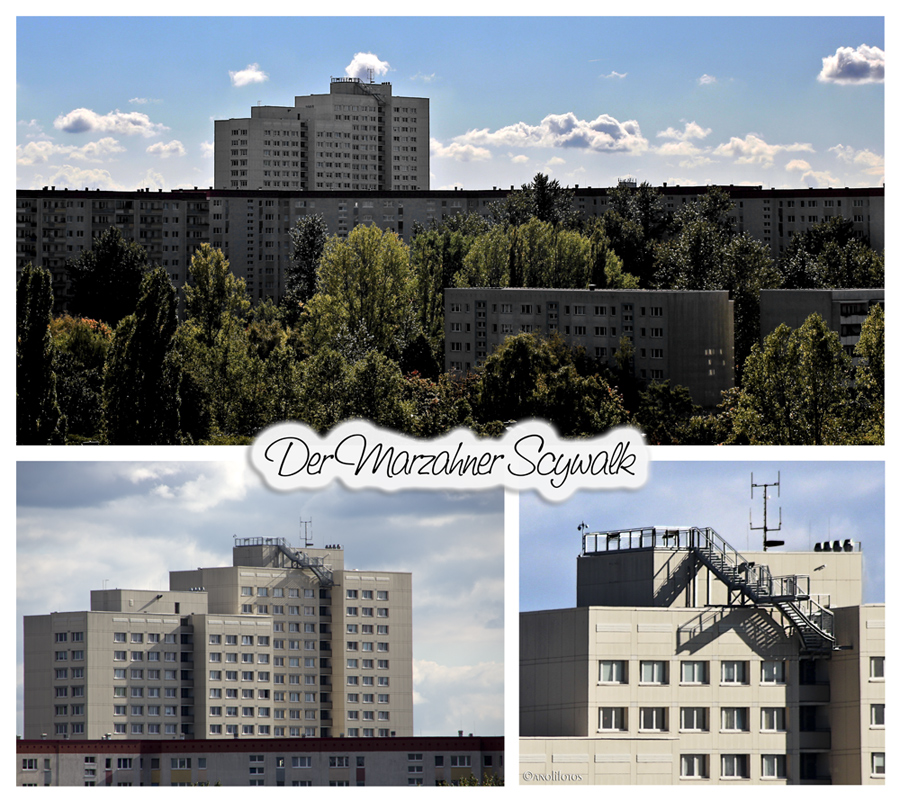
top-left (520, 527), bottom-right (884, 785)
top-left (24, 538), bottom-right (412, 743)
top-left (213, 78), bottom-right (429, 193)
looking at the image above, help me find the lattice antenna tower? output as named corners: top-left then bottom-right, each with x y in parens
top-left (750, 472), bottom-right (784, 551)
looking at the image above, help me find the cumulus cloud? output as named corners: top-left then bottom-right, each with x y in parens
top-left (54, 108), bottom-right (168, 137)
top-left (455, 111), bottom-right (648, 154)
top-left (200, 141), bottom-right (215, 158)
top-left (785, 159), bottom-right (812, 172)
top-left (798, 169), bottom-right (841, 188)
top-left (16, 137), bottom-right (125, 165)
top-left (657, 121), bottom-right (712, 141)
top-left (413, 659), bottom-right (504, 735)
top-left (818, 44), bottom-right (884, 84)
top-left (713, 133), bottom-right (814, 165)
top-left (18, 119), bottom-right (46, 138)
top-left (229, 63), bottom-right (268, 87)
top-left (509, 153), bottom-right (530, 164)
top-left (829, 144), bottom-right (885, 178)
top-left (430, 138), bottom-right (492, 162)
top-left (698, 74), bottom-right (717, 85)
top-left (28, 164), bottom-right (127, 191)
top-left (345, 52), bottom-right (390, 81)
top-left (146, 140), bottom-right (186, 159)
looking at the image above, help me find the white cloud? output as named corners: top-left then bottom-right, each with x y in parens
top-left (200, 141), bottom-right (215, 158)
top-left (18, 119), bottom-right (46, 138)
top-left (137, 169), bottom-right (168, 191)
top-left (229, 63), bottom-right (268, 87)
top-left (129, 97), bottom-right (161, 105)
top-left (509, 153), bottom-right (530, 164)
top-left (599, 71), bottom-right (627, 79)
top-left (829, 144), bottom-right (885, 178)
top-left (27, 164), bottom-right (127, 190)
top-left (345, 52), bottom-right (390, 81)
top-left (797, 169), bottom-right (841, 188)
top-left (411, 71), bottom-right (436, 83)
top-left (413, 659), bottom-right (504, 735)
top-left (546, 156), bottom-right (566, 167)
top-left (53, 108), bottom-right (169, 137)
top-left (430, 138), bottom-right (492, 162)
top-left (146, 140), bottom-right (186, 159)
top-left (657, 121), bottom-right (711, 141)
top-left (16, 137), bottom-right (125, 166)
top-left (455, 111), bottom-right (648, 154)
top-left (698, 74), bottom-right (717, 85)
top-left (713, 133), bottom-right (814, 165)
top-left (818, 44), bottom-right (884, 84)
top-left (785, 159), bottom-right (812, 172)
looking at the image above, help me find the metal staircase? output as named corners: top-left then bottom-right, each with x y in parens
top-left (276, 542), bottom-right (335, 587)
top-left (692, 526), bottom-right (835, 654)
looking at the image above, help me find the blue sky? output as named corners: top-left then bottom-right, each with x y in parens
top-left (520, 460), bottom-right (885, 611)
top-left (15, 460), bottom-right (504, 738)
top-left (16, 15), bottom-right (884, 192)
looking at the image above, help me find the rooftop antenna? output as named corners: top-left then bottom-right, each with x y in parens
top-left (299, 519), bottom-right (313, 548)
top-left (367, 67), bottom-right (374, 84)
top-left (750, 471), bottom-right (784, 551)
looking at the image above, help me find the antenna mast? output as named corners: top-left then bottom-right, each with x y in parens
top-left (750, 472), bottom-right (784, 551)
top-left (299, 519), bottom-right (313, 548)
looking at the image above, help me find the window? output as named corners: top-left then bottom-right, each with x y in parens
top-left (761, 707), bottom-right (786, 731)
top-left (761, 754), bottom-right (786, 779)
top-left (870, 704), bottom-right (885, 727)
top-left (870, 656), bottom-right (885, 679)
top-left (293, 756), bottom-right (311, 768)
top-left (761, 660), bottom-right (786, 684)
top-left (640, 661), bottom-right (667, 684)
top-left (680, 707), bottom-right (707, 732)
top-left (872, 752), bottom-right (885, 776)
top-left (599, 660), bottom-right (626, 683)
top-left (599, 707), bottom-right (627, 731)
top-left (721, 707), bottom-right (749, 731)
top-left (680, 754), bottom-right (708, 779)
top-left (639, 707), bottom-right (667, 731)
top-left (450, 755), bottom-right (471, 768)
top-left (721, 754), bottom-right (749, 779)
top-left (330, 756), bottom-right (350, 767)
top-left (721, 661), bottom-right (748, 684)
top-left (681, 661), bottom-right (707, 684)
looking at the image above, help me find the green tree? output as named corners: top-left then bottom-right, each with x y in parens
top-left (603, 181), bottom-right (669, 283)
top-left (853, 303), bottom-right (884, 444)
top-left (16, 264), bottom-right (66, 444)
top-left (345, 351), bottom-right (415, 432)
top-left (284, 214), bottom-right (328, 318)
top-left (632, 381), bottom-right (699, 445)
top-left (102, 268), bottom-right (181, 444)
top-left (66, 227), bottom-right (150, 325)
top-left (731, 314), bottom-right (853, 445)
top-left (183, 244), bottom-right (251, 347)
top-left (301, 225), bottom-right (419, 361)
top-left (487, 172), bottom-right (579, 229)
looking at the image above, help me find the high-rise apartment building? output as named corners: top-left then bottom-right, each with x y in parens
top-left (520, 526), bottom-right (885, 784)
top-left (24, 538), bottom-right (412, 742)
top-left (214, 78), bottom-right (429, 192)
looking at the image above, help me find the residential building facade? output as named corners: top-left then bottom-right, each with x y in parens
top-left (16, 735), bottom-right (503, 786)
top-left (213, 78), bottom-right (429, 192)
top-left (16, 185), bottom-right (883, 308)
top-left (520, 527), bottom-right (884, 784)
top-left (444, 287), bottom-right (734, 407)
top-left (24, 538), bottom-right (412, 743)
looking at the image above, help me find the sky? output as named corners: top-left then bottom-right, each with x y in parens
top-left (14, 460), bottom-right (504, 738)
top-left (520, 460), bottom-right (885, 612)
top-left (15, 15), bottom-right (885, 193)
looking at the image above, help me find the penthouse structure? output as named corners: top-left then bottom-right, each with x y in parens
top-left (213, 78), bottom-right (429, 193)
top-left (16, 185), bottom-right (883, 308)
top-left (23, 538), bottom-right (412, 743)
top-left (520, 526), bottom-right (885, 784)
top-left (444, 287), bottom-right (734, 407)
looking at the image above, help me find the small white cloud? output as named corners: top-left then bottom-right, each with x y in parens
top-left (818, 45), bottom-right (884, 84)
top-left (345, 52), bottom-right (390, 81)
top-left (430, 138), bottom-right (492, 162)
top-left (599, 71), bottom-right (627, 79)
top-left (229, 63), bottom-right (269, 87)
top-left (509, 153), bottom-right (530, 164)
top-left (16, 137), bottom-right (125, 166)
top-left (698, 74), bottom-right (717, 85)
top-left (829, 144), bottom-right (884, 179)
top-left (546, 156), bottom-right (566, 167)
top-left (657, 121), bottom-right (712, 141)
top-left (798, 169), bottom-right (841, 188)
top-left (146, 140), bottom-right (186, 159)
top-left (53, 108), bottom-right (168, 137)
top-left (200, 141), bottom-right (215, 158)
top-left (713, 133), bottom-right (814, 165)
top-left (28, 164), bottom-right (126, 191)
top-left (785, 159), bottom-right (812, 172)
top-left (129, 97), bottom-right (161, 105)
top-left (411, 71), bottom-right (437, 83)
